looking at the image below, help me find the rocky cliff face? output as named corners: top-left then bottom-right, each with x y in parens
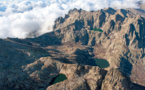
top-left (0, 7), bottom-right (145, 90)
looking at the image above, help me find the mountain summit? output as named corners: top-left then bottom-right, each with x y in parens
top-left (0, 7), bottom-right (145, 89)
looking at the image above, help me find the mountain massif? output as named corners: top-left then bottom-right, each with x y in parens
top-left (0, 7), bottom-right (145, 90)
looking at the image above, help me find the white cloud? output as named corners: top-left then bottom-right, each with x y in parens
top-left (0, 0), bottom-right (144, 38)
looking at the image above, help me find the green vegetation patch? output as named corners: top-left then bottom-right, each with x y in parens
top-left (91, 28), bottom-right (103, 32)
top-left (93, 58), bottom-right (110, 68)
top-left (49, 74), bottom-right (67, 85)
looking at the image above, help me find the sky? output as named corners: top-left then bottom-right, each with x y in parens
top-left (0, 0), bottom-right (144, 38)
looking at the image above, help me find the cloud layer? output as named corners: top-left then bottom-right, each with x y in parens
top-left (0, 0), bottom-right (144, 38)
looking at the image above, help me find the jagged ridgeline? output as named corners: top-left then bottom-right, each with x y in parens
top-left (0, 7), bottom-right (145, 90)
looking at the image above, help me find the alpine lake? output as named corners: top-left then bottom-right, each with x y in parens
top-left (93, 58), bottom-right (110, 68)
top-left (49, 74), bottom-right (67, 85)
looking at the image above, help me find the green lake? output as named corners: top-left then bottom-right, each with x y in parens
top-left (49, 74), bottom-right (67, 85)
top-left (93, 58), bottom-right (110, 68)
top-left (91, 28), bottom-right (103, 32)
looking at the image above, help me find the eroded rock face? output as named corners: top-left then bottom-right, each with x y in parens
top-left (101, 69), bottom-right (130, 90)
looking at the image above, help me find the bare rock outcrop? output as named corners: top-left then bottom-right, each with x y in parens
top-left (101, 69), bottom-right (130, 90)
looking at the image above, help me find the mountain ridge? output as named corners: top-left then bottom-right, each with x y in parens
top-left (0, 7), bottom-right (145, 89)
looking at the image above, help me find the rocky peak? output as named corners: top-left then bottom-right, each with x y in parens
top-left (104, 7), bottom-right (116, 14)
top-left (68, 8), bottom-right (83, 15)
top-left (53, 7), bottom-right (144, 31)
